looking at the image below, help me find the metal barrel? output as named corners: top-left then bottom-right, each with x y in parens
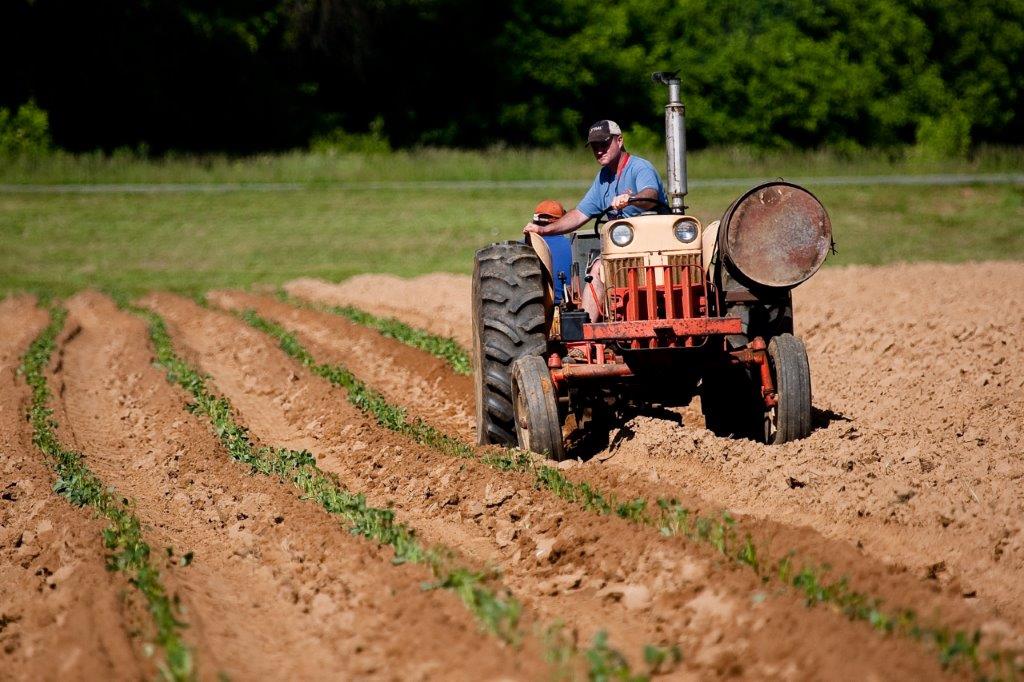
top-left (718, 181), bottom-right (832, 289)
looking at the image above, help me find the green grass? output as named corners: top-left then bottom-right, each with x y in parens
top-left (2, 145), bottom-right (1023, 184)
top-left (1, 181), bottom-right (1021, 298)
top-left (237, 306), bottom-right (1021, 679)
top-left (21, 305), bottom-right (193, 681)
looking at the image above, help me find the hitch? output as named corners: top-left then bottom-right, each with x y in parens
top-left (729, 337), bottom-right (778, 408)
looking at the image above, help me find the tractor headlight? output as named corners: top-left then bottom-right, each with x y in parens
top-left (673, 218), bottom-right (699, 243)
top-left (609, 222), bottom-right (634, 247)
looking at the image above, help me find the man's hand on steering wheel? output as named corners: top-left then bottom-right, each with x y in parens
top-left (592, 194), bottom-right (671, 233)
top-left (611, 190), bottom-right (634, 211)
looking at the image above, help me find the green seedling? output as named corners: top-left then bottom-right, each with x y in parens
top-left (615, 499), bottom-right (649, 524)
top-left (132, 305), bottom-right (523, 644)
top-left (234, 307), bottom-right (1024, 679)
top-left (277, 289), bottom-right (471, 375)
top-left (643, 644), bottom-right (683, 675)
top-left (586, 631), bottom-right (646, 682)
top-left (541, 622), bottom-right (576, 680)
top-left (21, 305), bottom-right (193, 682)
top-left (135, 304), bottom-right (657, 677)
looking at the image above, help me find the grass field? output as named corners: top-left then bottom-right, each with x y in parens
top-left (4, 145), bottom-right (1024, 185)
top-left (1, 148), bottom-right (1022, 297)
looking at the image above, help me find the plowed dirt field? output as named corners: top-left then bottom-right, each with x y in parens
top-left (3, 261), bottom-right (1022, 679)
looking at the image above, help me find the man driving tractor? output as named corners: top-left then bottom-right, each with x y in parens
top-left (523, 120), bottom-right (667, 322)
top-left (476, 73), bottom-right (829, 457)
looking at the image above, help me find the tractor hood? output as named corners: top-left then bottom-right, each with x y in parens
top-left (718, 182), bottom-right (832, 289)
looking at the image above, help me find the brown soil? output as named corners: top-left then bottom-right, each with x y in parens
top-left (212, 290), bottom-right (475, 442)
top-left (190, 291), bottom-right (958, 678)
top-left (212, 288), bottom-right (1017, 647)
top-left (283, 263), bottom-right (1024, 646)
top-left (53, 291), bottom-right (536, 680)
top-left (0, 296), bottom-right (148, 681)
top-left (7, 259), bottom-right (1021, 678)
top-left (286, 273), bottom-right (474, 349)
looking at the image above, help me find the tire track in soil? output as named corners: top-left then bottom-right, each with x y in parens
top-left (284, 265), bottom-right (1024, 639)
top-left (217, 290), bottom-right (1022, 666)
top-left (59, 291), bottom-right (535, 680)
top-left (0, 296), bottom-right (148, 681)
top-left (155, 293), bottom-right (958, 679)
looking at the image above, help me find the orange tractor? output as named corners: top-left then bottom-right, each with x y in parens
top-left (473, 72), bottom-right (832, 459)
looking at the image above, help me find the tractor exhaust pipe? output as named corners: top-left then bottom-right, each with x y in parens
top-left (653, 71), bottom-right (687, 213)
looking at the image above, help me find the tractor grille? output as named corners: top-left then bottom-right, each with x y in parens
top-left (605, 254), bottom-right (702, 287)
top-left (667, 253), bottom-right (703, 284)
top-left (605, 257), bottom-right (645, 288)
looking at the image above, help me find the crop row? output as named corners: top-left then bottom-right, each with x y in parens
top-left (277, 290), bottom-right (472, 375)
top-left (132, 303), bottom-right (669, 679)
top-left (22, 306), bottom-right (193, 681)
top-left (248, 299), bottom-right (1022, 679)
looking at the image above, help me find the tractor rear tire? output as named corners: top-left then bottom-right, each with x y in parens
top-left (473, 241), bottom-right (548, 446)
top-left (764, 333), bottom-right (812, 444)
top-left (511, 355), bottom-right (566, 460)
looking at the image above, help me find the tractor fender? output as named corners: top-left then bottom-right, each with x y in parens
top-left (526, 233), bottom-right (555, 311)
top-left (526, 233), bottom-right (573, 306)
top-left (702, 219), bottom-right (720, 276)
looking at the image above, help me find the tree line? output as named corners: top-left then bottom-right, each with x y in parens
top-left (1, 0), bottom-right (1021, 154)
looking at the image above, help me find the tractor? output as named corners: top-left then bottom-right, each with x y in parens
top-left (472, 72), bottom-right (832, 460)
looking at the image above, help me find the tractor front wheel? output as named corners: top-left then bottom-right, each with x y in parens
top-left (511, 356), bottom-right (566, 460)
top-left (764, 333), bottom-right (812, 444)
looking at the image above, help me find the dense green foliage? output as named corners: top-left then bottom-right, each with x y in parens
top-left (2, 0), bottom-right (1021, 152)
top-left (0, 100), bottom-right (50, 156)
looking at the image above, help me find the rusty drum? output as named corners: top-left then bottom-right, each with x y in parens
top-left (719, 182), bottom-right (831, 288)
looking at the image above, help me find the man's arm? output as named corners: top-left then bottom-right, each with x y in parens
top-left (523, 208), bottom-right (590, 236)
top-left (611, 187), bottom-right (660, 211)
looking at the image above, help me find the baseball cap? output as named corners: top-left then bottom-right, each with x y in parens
top-left (533, 199), bottom-right (566, 223)
top-left (585, 120), bottom-right (622, 146)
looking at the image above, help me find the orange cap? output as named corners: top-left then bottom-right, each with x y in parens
top-left (533, 199), bottom-right (566, 223)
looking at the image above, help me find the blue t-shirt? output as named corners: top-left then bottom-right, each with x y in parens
top-left (576, 154), bottom-right (667, 219)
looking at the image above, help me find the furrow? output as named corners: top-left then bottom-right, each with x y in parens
top-left (137, 295), bottom-right (661, 679)
top-left (284, 266), bottom-right (1024, 639)
top-left (157, 292), bottom-right (962, 678)
top-left (21, 302), bottom-right (193, 680)
top-left (0, 296), bottom-right (148, 680)
top-left (213, 289), bottom-right (474, 442)
top-left (60, 291), bottom-right (537, 680)
top-left (217, 289), bottom-right (1024, 675)
top-left (274, 290), bottom-right (471, 376)
top-left (284, 275), bottom-right (473, 350)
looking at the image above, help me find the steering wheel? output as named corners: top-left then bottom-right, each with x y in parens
top-left (592, 196), bottom-right (671, 235)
